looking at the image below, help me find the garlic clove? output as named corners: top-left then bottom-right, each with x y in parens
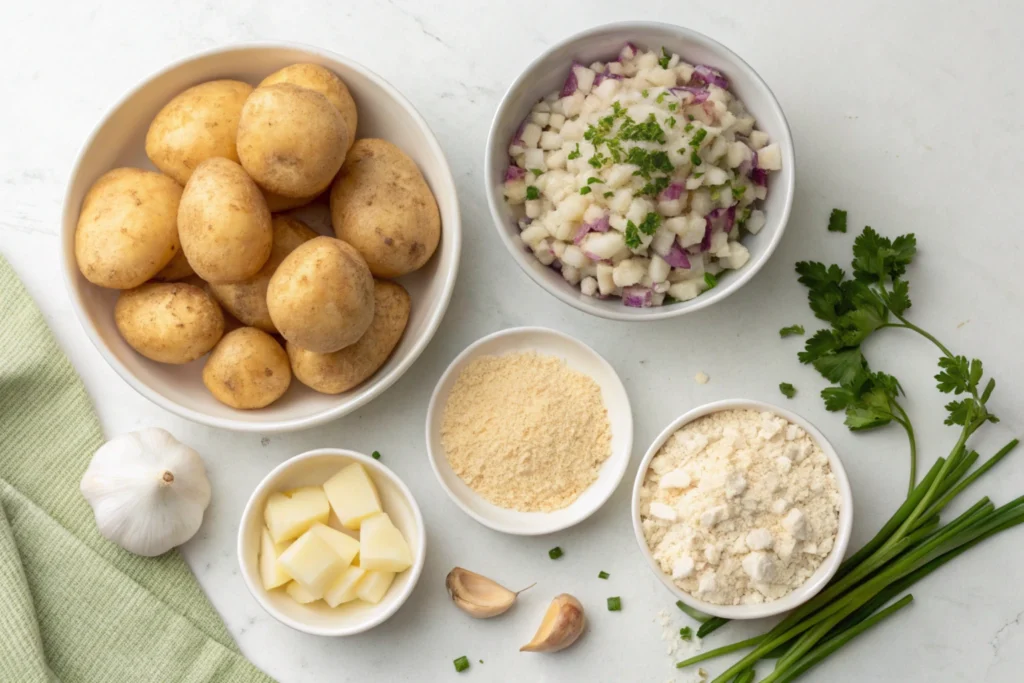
top-left (520, 593), bottom-right (586, 653)
top-left (446, 567), bottom-right (530, 618)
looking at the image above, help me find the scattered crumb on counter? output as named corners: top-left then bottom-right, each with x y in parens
top-left (695, 372), bottom-right (709, 385)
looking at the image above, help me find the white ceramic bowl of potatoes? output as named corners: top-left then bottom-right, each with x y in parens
top-left (61, 43), bottom-right (461, 432)
top-left (238, 448), bottom-right (425, 636)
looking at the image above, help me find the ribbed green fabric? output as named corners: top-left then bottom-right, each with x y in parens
top-left (0, 255), bottom-right (275, 683)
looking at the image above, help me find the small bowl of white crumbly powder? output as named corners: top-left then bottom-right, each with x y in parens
top-left (631, 399), bottom-right (853, 620)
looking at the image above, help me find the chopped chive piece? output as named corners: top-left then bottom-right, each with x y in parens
top-left (587, 176), bottom-right (602, 184)
top-left (828, 208), bottom-right (848, 233)
top-left (453, 656), bottom-right (470, 673)
top-left (690, 152), bottom-right (702, 166)
top-left (529, 168), bottom-right (543, 176)
top-left (779, 324), bottom-right (805, 337)
top-left (579, 186), bottom-right (592, 195)
top-left (525, 185), bottom-right (539, 200)
top-left (703, 272), bottom-right (718, 289)
top-left (548, 546), bottom-right (563, 560)
top-left (779, 382), bottom-right (797, 399)
top-left (371, 450), bottom-right (381, 460)
top-left (607, 596), bottom-right (622, 611)
top-left (603, 191), bottom-right (614, 198)
top-left (680, 626), bottom-right (694, 640)
top-left (598, 570), bottom-right (610, 579)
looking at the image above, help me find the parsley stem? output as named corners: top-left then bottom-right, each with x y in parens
top-left (890, 313), bottom-right (954, 358)
top-left (890, 401), bottom-right (917, 495)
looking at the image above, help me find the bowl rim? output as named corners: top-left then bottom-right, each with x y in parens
top-left (60, 40), bottom-right (462, 432)
top-left (630, 398), bottom-right (854, 620)
top-left (424, 325), bottom-right (633, 535)
top-left (236, 447), bottom-right (427, 636)
top-left (484, 21), bottom-right (795, 321)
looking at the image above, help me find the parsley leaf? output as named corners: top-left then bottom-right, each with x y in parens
top-left (530, 168), bottom-right (543, 176)
top-left (779, 325), bottom-right (805, 338)
top-left (525, 185), bottom-right (539, 200)
top-left (624, 221), bottom-right (641, 249)
top-left (779, 383), bottom-right (797, 399)
top-left (579, 186), bottom-right (592, 195)
top-left (703, 272), bottom-right (718, 289)
top-left (887, 279), bottom-right (912, 315)
top-left (828, 209), bottom-right (848, 233)
top-left (567, 143), bottom-right (581, 160)
top-left (659, 47), bottom-right (672, 69)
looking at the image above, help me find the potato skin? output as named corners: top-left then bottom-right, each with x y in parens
top-left (152, 249), bottom-right (195, 282)
top-left (177, 158), bottom-right (273, 284)
top-left (144, 80), bottom-right (253, 185)
top-left (114, 282), bottom-right (224, 364)
top-left (202, 327), bottom-right (291, 409)
top-left (75, 168), bottom-right (183, 289)
top-left (267, 236), bottom-right (374, 353)
top-left (288, 280), bottom-right (410, 394)
top-left (259, 64), bottom-right (357, 155)
top-left (237, 83), bottom-right (348, 198)
top-left (330, 139), bottom-right (440, 277)
top-left (208, 216), bottom-right (318, 332)
top-left (262, 189), bottom-right (318, 213)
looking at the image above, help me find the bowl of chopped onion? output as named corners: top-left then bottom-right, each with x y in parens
top-left (485, 22), bottom-right (794, 320)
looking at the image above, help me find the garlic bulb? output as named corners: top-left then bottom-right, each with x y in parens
top-left (80, 427), bottom-right (212, 557)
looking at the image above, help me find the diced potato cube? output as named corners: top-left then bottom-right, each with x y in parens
top-left (356, 570), bottom-right (397, 605)
top-left (359, 513), bottom-right (414, 573)
top-left (720, 242), bottom-right (751, 269)
top-left (309, 523), bottom-right (359, 568)
top-left (746, 210), bottom-right (766, 235)
top-left (547, 113), bottom-right (566, 131)
top-left (264, 488), bottom-right (330, 544)
top-left (669, 280), bottom-right (702, 302)
top-left (758, 143), bottom-right (783, 170)
top-left (323, 463), bottom-right (382, 530)
top-left (259, 527), bottom-right (292, 590)
top-left (520, 123), bottom-right (542, 148)
top-left (540, 131), bottom-right (563, 151)
top-left (748, 130), bottom-right (769, 150)
top-left (285, 581), bottom-right (320, 604)
top-left (277, 529), bottom-right (349, 599)
top-left (324, 565), bottom-right (367, 608)
top-left (596, 262), bottom-right (615, 295)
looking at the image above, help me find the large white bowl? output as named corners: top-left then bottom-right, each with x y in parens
top-left (484, 22), bottom-right (795, 321)
top-left (631, 399), bottom-right (853, 620)
top-left (425, 327), bottom-right (633, 535)
top-left (237, 448), bottom-right (425, 636)
top-left (61, 43), bottom-right (461, 432)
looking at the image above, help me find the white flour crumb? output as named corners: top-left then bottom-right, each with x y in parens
top-left (640, 409), bottom-right (840, 606)
top-left (695, 371), bottom-right (710, 384)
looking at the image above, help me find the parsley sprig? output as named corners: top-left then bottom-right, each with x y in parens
top-left (796, 221), bottom-right (998, 494)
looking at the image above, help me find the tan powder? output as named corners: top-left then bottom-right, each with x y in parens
top-left (440, 351), bottom-right (612, 512)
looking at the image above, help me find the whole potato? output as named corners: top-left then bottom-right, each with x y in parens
top-left (329, 139), bottom-right (440, 277)
top-left (208, 216), bottom-right (318, 332)
top-left (75, 168), bottom-right (182, 289)
top-left (288, 280), bottom-right (410, 394)
top-left (237, 83), bottom-right (348, 198)
top-left (202, 327), bottom-right (291, 409)
top-left (177, 158), bottom-right (273, 284)
top-left (114, 282), bottom-right (224, 364)
top-left (262, 189), bottom-right (318, 213)
top-left (267, 236), bottom-right (374, 353)
top-left (259, 64), bottom-right (357, 155)
top-left (152, 249), bottom-right (195, 282)
top-left (145, 80), bottom-right (253, 185)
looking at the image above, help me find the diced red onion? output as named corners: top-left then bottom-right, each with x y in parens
top-left (664, 242), bottom-right (691, 268)
top-left (510, 120), bottom-right (526, 147)
top-left (618, 43), bottom-right (638, 61)
top-left (751, 168), bottom-right (768, 187)
top-left (505, 165), bottom-right (527, 182)
top-left (670, 86), bottom-right (709, 104)
top-left (700, 221), bottom-right (713, 251)
top-left (561, 62), bottom-right (582, 97)
top-left (584, 251), bottom-right (611, 263)
top-left (737, 146), bottom-right (755, 177)
top-left (593, 70), bottom-right (624, 87)
top-left (659, 182), bottom-right (685, 201)
top-left (622, 286), bottom-right (653, 308)
top-left (692, 64), bottom-right (729, 89)
top-left (550, 259), bottom-right (562, 272)
top-left (573, 214), bottom-right (611, 245)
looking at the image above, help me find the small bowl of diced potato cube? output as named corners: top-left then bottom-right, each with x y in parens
top-left (237, 448), bottom-right (425, 636)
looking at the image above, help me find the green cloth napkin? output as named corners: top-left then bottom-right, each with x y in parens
top-left (0, 255), bottom-right (275, 683)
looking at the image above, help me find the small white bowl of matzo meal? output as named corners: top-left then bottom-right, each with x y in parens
top-left (631, 399), bottom-right (853, 620)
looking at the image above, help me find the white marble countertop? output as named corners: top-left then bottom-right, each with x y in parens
top-left (3, 1), bottom-right (1023, 681)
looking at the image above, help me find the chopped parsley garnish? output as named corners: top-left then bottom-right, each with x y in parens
top-left (665, 116), bottom-right (677, 128)
top-left (709, 186), bottom-right (722, 202)
top-left (640, 176), bottom-right (671, 197)
top-left (525, 185), bottom-right (539, 200)
top-left (530, 168), bottom-right (543, 176)
top-left (780, 382), bottom-right (797, 399)
top-left (668, 102), bottom-right (678, 112)
top-left (579, 186), bottom-right (592, 195)
top-left (371, 450), bottom-right (381, 460)
top-left (659, 47), bottom-right (672, 69)
top-left (625, 148), bottom-right (673, 178)
top-left (732, 185), bottom-right (747, 201)
top-left (567, 143), bottom-right (581, 160)
top-left (680, 627), bottom-right (694, 641)
top-left (607, 596), bottom-right (622, 611)
top-left (642, 89), bottom-right (649, 98)
top-left (687, 114), bottom-right (695, 121)
top-left (736, 206), bottom-right (751, 224)
top-left (639, 212), bottom-right (662, 235)
top-left (828, 208), bottom-right (848, 233)
top-left (693, 172), bottom-right (704, 179)
top-left (624, 221), bottom-right (641, 249)
top-left (690, 151), bottom-right (702, 166)
top-left (548, 547), bottom-right (563, 560)
top-left (453, 656), bottom-right (470, 673)
top-left (620, 113), bottom-right (666, 144)
top-left (656, 91), bottom-right (667, 104)
top-left (603, 191), bottom-right (614, 198)
top-left (598, 570), bottom-right (609, 579)
top-left (690, 128), bottom-right (708, 147)
top-left (779, 325), bottom-right (806, 338)
top-left (587, 177), bottom-right (602, 184)
top-left (684, 122), bottom-right (694, 133)
top-left (588, 151), bottom-right (608, 168)
top-left (704, 272), bottom-right (718, 289)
